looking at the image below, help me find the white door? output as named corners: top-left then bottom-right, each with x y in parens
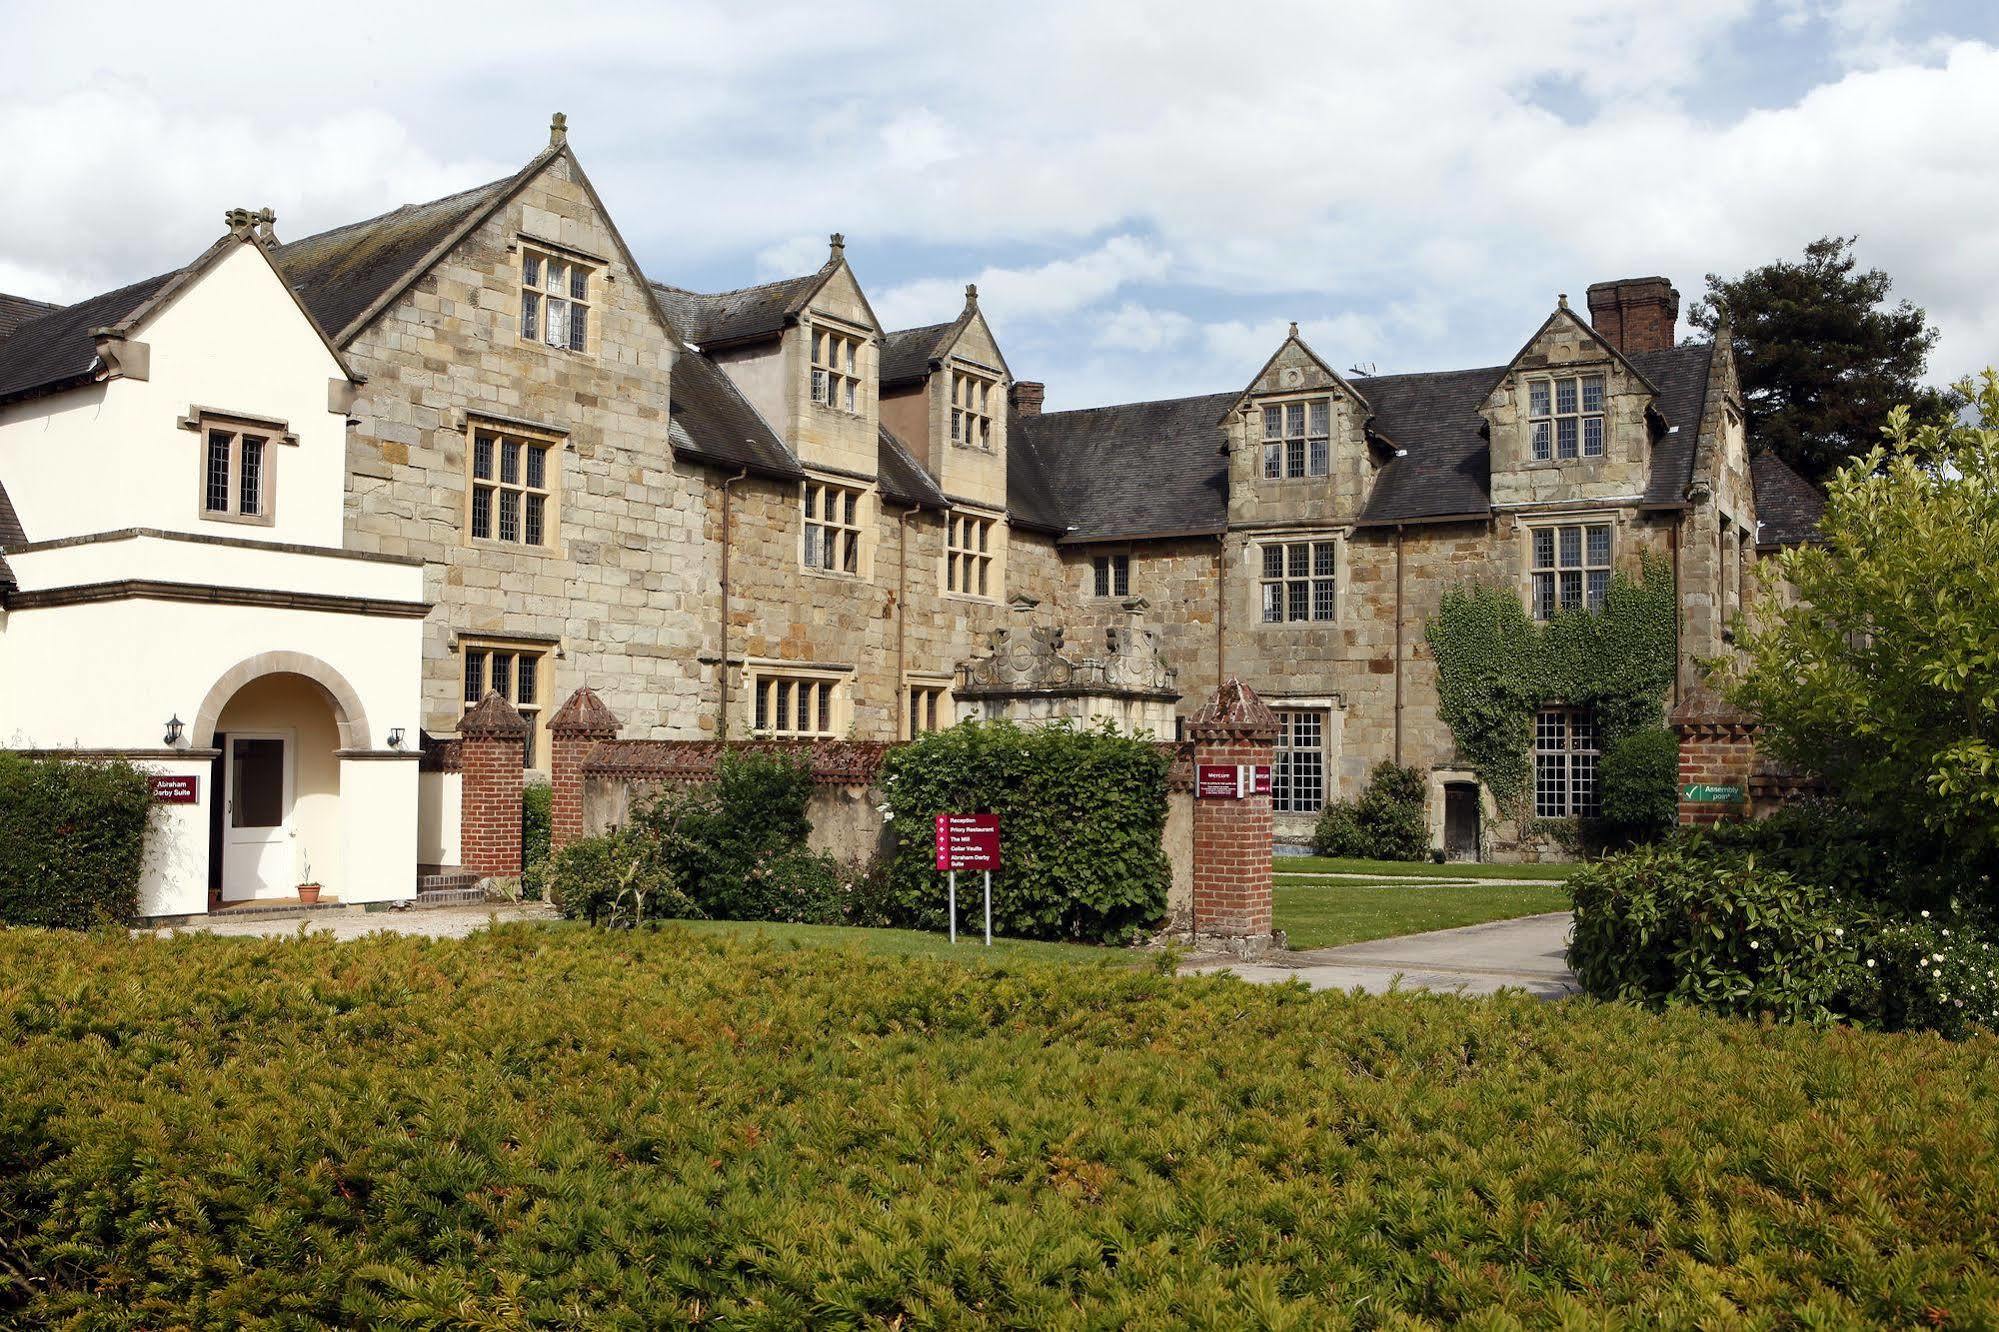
top-left (222, 732), bottom-right (294, 901)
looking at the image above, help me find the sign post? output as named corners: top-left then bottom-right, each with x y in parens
top-left (934, 813), bottom-right (1001, 946)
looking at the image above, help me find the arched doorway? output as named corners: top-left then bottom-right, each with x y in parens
top-left (194, 655), bottom-right (368, 905)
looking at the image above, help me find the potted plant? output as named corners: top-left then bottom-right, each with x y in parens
top-left (297, 852), bottom-right (322, 905)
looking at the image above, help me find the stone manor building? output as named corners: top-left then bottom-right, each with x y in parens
top-left (0, 116), bottom-right (1824, 900)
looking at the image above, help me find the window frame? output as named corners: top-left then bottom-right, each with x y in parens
top-left (518, 245), bottom-right (593, 355)
top-left (905, 677), bottom-right (953, 739)
top-left (809, 324), bottom-right (865, 415)
top-left (1260, 396), bottom-right (1332, 481)
top-left (1528, 521), bottom-right (1613, 620)
top-left (1533, 706), bottom-right (1600, 819)
top-left (465, 421), bottom-right (561, 552)
top-left (1258, 538), bottom-right (1339, 624)
top-left (748, 667), bottom-right (848, 738)
top-left (801, 477), bottom-right (867, 576)
top-left (1525, 372), bottom-right (1608, 462)
top-left (460, 637), bottom-right (552, 769)
top-left (1272, 709), bottom-right (1328, 815)
top-left (950, 368), bottom-right (997, 450)
top-left (195, 416), bottom-right (280, 527)
top-left (1092, 552), bottom-right (1131, 599)
top-left (944, 511), bottom-right (996, 598)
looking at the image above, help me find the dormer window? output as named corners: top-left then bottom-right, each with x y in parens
top-left (201, 422), bottom-right (273, 525)
top-left (951, 370), bottom-right (995, 449)
top-left (1262, 400), bottom-right (1330, 479)
top-left (1528, 374), bottom-right (1606, 460)
top-left (811, 328), bottom-right (862, 413)
top-left (520, 248), bottom-right (590, 353)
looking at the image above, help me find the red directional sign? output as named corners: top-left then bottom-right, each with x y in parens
top-left (1196, 764), bottom-right (1272, 799)
top-left (934, 813), bottom-right (1001, 871)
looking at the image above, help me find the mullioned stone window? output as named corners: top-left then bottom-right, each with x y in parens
top-left (811, 328), bottom-right (864, 414)
top-left (469, 427), bottom-right (556, 548)
top-left (751, 670), bottom-right (844, 737)
top-left (950, 370), bottom-right (996, 449)
top-left (519, 248), bottom-right (590, 353)
top-left (1260, 540), bottom-right (1337, 623)
top-left (1261, 399), bottom-right (1331, 479)
top-left (803, 479), bottom-right (865, 574)
top-left (462, 639), bottom-right (548, 768)
top-left (1534, 707), bottom-right (1599, 817)
top-left (1529, 522), bottom-right (1611, 619)
top-left (1272, 710), bottom-right (1326, 814)
top-left (1527, 373), bottom-right (1606, 460)
top-left (945, 513), bottom-right (995, 597)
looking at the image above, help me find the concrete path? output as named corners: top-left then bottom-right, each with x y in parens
top-left (155, 901), bottom-right (559, 941)
top-left (1184, 911), bottom-right (1577, 999)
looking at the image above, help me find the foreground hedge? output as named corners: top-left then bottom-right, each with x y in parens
top-left (2, 927), bottom-right (1998, 1325)
top-left (0, 753), bottom-right (152, 926)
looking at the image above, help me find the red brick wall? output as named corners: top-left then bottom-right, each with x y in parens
top-left (461, 731), bottom-right (525, 877)
top-left (1676, 726), bottom-right (1755, 828)
top-left (550, 734), bottom-right (591, 853)
top-left (1191, 738), bottom-right (1274, 936)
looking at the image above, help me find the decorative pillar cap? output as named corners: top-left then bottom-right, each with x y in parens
top-left (549, 111), bottom-right (568, 147)
top-left (1190, 677), bottom-right (1279, 742)
top-left (549, 686), bottom-right (622, 739)
top-left (459, 690), bottom-right (530, 738)
top-left (1668, 685), bottom-right (1757, 733)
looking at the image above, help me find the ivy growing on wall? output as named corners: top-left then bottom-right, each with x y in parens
top-left (1425, 554), bottom-right (1678, 807)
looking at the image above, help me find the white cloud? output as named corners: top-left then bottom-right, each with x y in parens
top-left (4, 0), bottom-right (1997, 402)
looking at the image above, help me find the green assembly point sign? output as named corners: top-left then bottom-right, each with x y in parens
top-left (1682, 783), bottom-right (1745, 804)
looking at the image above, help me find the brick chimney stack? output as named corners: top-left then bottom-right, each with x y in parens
top-left (1010, 380), bottom-right (1045, 417)
top-left (1586, 277), bottom-right (1681, 354)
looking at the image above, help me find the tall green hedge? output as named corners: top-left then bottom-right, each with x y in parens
top-left (878, 720), bottom-right (1170, 943)
top-left (0, 753), bottom-right (153, 927)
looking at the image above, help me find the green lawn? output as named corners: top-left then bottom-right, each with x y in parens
top-left (4, 926), bottom-right (1997, 1325)
top-left (1274, 877), bottom-right (1572, 949)
top-left (1277, 854), bottom-right (1581, 881)
top-left (664, 918), bottom-right (1129, 967)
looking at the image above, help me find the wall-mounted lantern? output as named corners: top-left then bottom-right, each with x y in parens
top-left (386, 727), bottom-right (406, 750)
top-left (163, 715), bottom-right (185, 747)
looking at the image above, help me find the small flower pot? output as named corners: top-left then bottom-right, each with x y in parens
top-left (297, 882), bottom-right (323, 905)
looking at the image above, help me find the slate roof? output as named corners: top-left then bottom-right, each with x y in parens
top-left (0, 270), bottom-right (179, 403)
top-left (1750, 451), bottom-right (1825, 547)
top-left (0, 293), bottom-right (60, 343)
top-left (1355, 342), bottom-right (1714, 524)
top-left (0, 476), bottom-right (26, 590)
top-left (1012, 393), bottom-right (1237, 542)
top-left (876, 425), bottom-right (947, 508)
top-left (652, 272), bottom-right (824, 348)
top-left (666, 348), bottom-right (800, 480)
top-left (880, 320), bottom-right (957, 386)
top-left (275, 172), bottom-right (526, 340)
top-left (1004, 425), bottom-right (1067, 535)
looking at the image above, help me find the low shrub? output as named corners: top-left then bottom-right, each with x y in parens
top-left (541, 824), bottom-right (699, 925)
top-left (1568, 843), bottom-right (1865, 1024)
top-left (1854, 912), bottom-right (1999, 1039)
top-left (643, 750), bottom-right (819, 921)
top-left (1311, 761), bottom-right (1428, 861)
top-left (877, 720), bottom-right (1170, 943)
top-left (4, 927), bottom-right (1999, 1324)
top-left (1597, 726), bottom-right (1678, 840)
top-left (0, 753), bottom-right (153, 927)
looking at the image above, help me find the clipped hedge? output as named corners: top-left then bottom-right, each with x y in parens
top-left (2, 927), bottom-right (1998, 1325)
top-left (878, 720), bottom-right (1170, 943)
top-left (0, 753), bottom-right (153, 927)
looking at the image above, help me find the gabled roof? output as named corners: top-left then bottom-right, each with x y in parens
top-left (0, 475), bottom-right (24, 590)
top-left (876, 424), bottom-right (947, 508)
top-left (0, 270), bottom-right (179, 403)
top-left (275, 166), bottom-right (541, 342)
top-left (1354, 341), bottom-right (1714, 524)
top-left (1485, 302), bottom-right (1661, 403)
top-left (652, 271), bottom-right (827, 348)
top-left (1012, 392), bottom-right (1236, 543)
top-left (1225, 327), bottom-right (1370, 421)
top-left (666, 348), bottom-right (801, 480)
top-left (1750, 451), bottom-right (1825, 547)
top-left (880, 320), bottom-right (959, 387)
top-left (0, 223), bottom-right (362, 406)
top-left (0, 293), bottom-right (60, 343)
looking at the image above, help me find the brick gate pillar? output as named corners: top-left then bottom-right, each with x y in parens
top-left (458, 691), bottom-right (529, 881)
top-left (1669, 687), bottom-right (1758, 828)
top-left (1190, 677), bottom-right (1279, 945)
top-left (548, 686), bottom-right (620, 853)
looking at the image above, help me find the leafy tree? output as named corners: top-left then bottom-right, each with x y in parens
top-left (1729, 371), bottom-right (1999, 868)
top-left (1689, 236), bottom-right (1960, 485)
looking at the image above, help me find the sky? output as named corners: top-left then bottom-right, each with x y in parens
top-left (5, 0), bottom-right (1997, 411)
